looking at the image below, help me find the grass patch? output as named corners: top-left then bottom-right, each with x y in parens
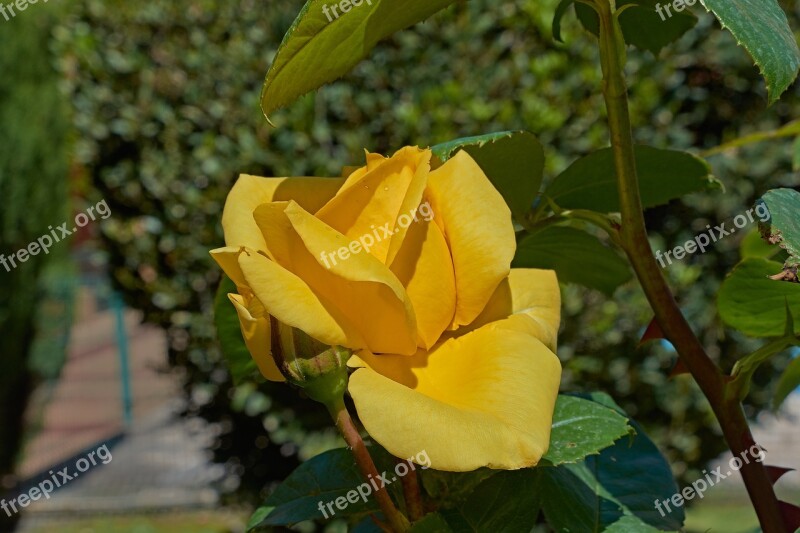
top-left (24, 510), bottom-right (245, 533)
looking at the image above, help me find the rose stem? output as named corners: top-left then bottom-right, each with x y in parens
top-left (327, 397), bottom-right (410, 532)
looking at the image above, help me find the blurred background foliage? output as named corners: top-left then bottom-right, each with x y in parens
top-left (0, 7), bottom-right (73, 531)
top-left (45, 0), bottom-right (800, 504)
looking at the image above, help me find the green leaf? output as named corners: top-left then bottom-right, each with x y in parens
top-left (537, 466), bottom-right (613, 533)
top-left (514, 226), bottom-right (632, 295)
top-left (431, 131), bottom-right (545, 223)
top-left (740, 228), bottom-right (781, 260)
top-left (214, 275), bottom-right (260, 385)
top-left (570, 419), bottom-right (685, 531)
top-left (420, 468), bottom-right (497, 509)
top-left (262, 0), bottom-right (458, 117)
top-left (774, 355), bottom-right (800, 409)
top-left (544, 146), bottom-right (718, 212)
top-left (409, 513), bottom-right (453, 532)
top-left (758, 188), bottom-right (800, 264)
top-left (249, 448), bottom-right (376, 527)
top-left (729, 301), bottom-right (799, 400)
top-left (575, 0), bottom-right (697, 55)
top-left (718, 258), bottom-right (800, 337)
top-left (730, 334), bottom-right (799, 401)
top-left (440, 470), bottom-right (541, 532)
top-left (543, 395), bottom-right (632, 466)
top-left (246, 507), bottom-right (272, 532)
top-left (603, 515), bottom-right (664, 532)
top-left (552, 0), bottom-right (577, 43)
top-left (542, 394), bottom-right (682, 532)
top-left (700, 0), bottom-right (800, 104)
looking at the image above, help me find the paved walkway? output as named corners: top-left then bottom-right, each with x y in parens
top-left (19, 288), bottom-right (175, 478)
top-left (15, 286), bottom-right (223, 527)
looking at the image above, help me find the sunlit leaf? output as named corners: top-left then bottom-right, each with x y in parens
top-left (544, 395), bottom-right (632, 465)
top-left (758, 188), bottom-right (800, 264)
top-left (718, 259), bottom-right (800, 337)
top-left (262, 0), bottom-right (458, 117)
top-left (700, 0), bottom-right (800, 104)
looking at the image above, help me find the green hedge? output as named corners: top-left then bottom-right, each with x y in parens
top-left (0, 9), bottom-right (71, 531)
top-left (53, 0), bottom-right (799, 500)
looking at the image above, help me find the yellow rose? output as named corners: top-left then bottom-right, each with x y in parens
top-left (211, 146), bottom-right (562, 471)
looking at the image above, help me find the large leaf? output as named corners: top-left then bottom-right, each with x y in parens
top-left (543, 395), bottom-right (632, 466)
top-left (758, 188), bottom-right (800, 264)
top-left (261, 0), bottom-right (457, 117)
top-left (214, 275), bottom-right (260, 385)
top-left (569, 419), bottom-right (684, 531)
top-left (431, 131), bottom-right (545, 223)
top-left (718, 258), bottom-right (800, 337)
top-left (575, 0), bottom-right (697, 55)
top-left (774, 354), bottom-right (800, 410)
top-left (537, 466), bottom-right (617, 533)
top-left (249, 448), bottom-right (376, 528)
top-left (700, 0), bottom-right (800, 104)
top-left (544, 146), bottom-right (717, 212)
top-left (541, 393), bottom-right (682, 532)
top-left (514, 226), bottom-right (632, 295)
top-left (440, 470), bottom-right (541, 532)
top-left (420, 468), bottom-right (497, 509)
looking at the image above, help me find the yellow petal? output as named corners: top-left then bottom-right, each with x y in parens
top-left (228, 293), bottom-right (284, 382)
top-left (253, 201), bottom-right (418, 355)
top-left (210, 246), bottom-right (248, 289)
top-left (222, 174), bottom-right (345, 251)
top-left (316, 147), bottom-right (430, 264)
top-left (464, 269), bottom-right (561, 352)
top-left (426, 151), bottom-right (516, 328)
top-left (238, 248), bottom-right (360, 348)
top-left (348, 319), bottom-right (562, 471)
top-left (389, 217), bottom-right (456, 349)
top-left (339, 150), bottom-right (388, 189)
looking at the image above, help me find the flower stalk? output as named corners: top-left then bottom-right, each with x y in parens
top-left (327, 396), bottom-right (410, 533)
top-left (593, 1), bottom-right (786, 531)
top-left (398, 459), bottom-right (424, 522)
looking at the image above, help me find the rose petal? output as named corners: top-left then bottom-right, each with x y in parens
top-left (389, 218), bottom-right (456, 349)
top-left (222, 174), bottom-right (344, 251)
top-left (426, 151), bottom-right (516, 328)
top-left (228, 293), bottom-right (284, 382)
top-left (316, 147), bottom-right (430, 264)
top-left (253, 201), bottom-right (418, 355)
top-left (238, 248), bottom-right (359, 348)
top-left (465, 269), bottom-right (561, 352)
top-left (348, 318), bottom-right (561, 471)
